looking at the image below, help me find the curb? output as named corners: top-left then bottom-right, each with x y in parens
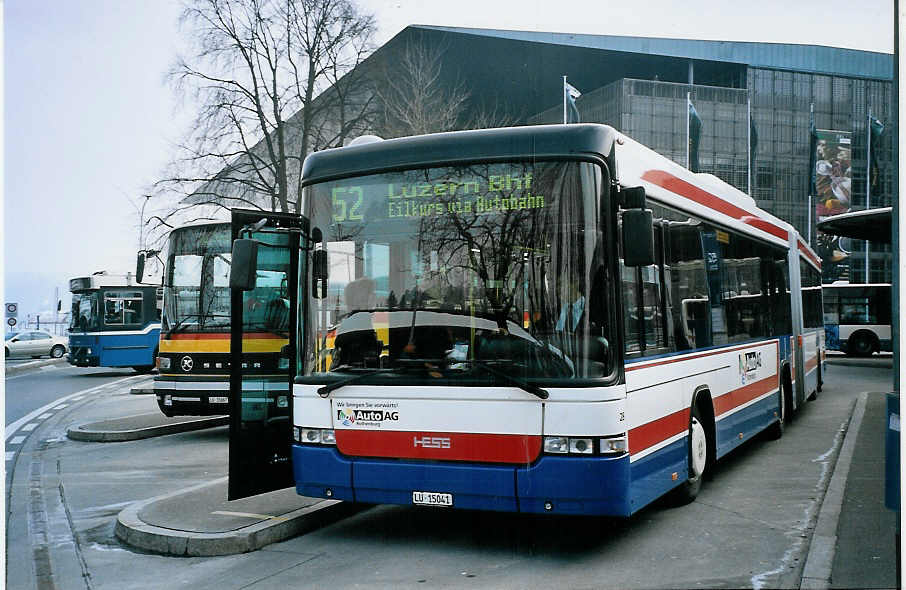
top-left (114, 478), bottom-right (359, 556)
top-left (66, 415), bottom-right (229, 442)
top-left (799, 392), bottom-right (867, 590)
top-left (4, 357), bottom-right (67, 377)
top-left (825, 356), bottom-right (893, 370)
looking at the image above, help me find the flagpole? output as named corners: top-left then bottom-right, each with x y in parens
top-left (865, 106), bottom-right (872, 280)
top-left (808, 102), bottom-right (814, 250)
top-left (563, 76), bottom-right (568, 125)
top-left (747, 97), bottom-right (752, 195)
top-left (686, 92), bottom-right (691, 169)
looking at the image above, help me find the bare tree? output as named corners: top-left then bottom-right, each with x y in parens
top-left (374, 37), bottom-right (512, 138)
top-left (154, 0), bottom-right (376, 230)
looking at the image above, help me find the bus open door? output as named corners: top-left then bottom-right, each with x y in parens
top-left (228, 209), bottom-right (308, 500)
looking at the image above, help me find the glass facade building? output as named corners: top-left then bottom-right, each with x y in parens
top-left (529, 69), bottom-right (894, 284)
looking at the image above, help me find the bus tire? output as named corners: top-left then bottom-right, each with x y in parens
top-left (809, 363), bottom-right (821, 401)
top-left (673, 404), bottom-right (709, 504)
top-left (848, 331), bottom-right (875, 357)
top-left (765, 388), bottom-right (786, 440)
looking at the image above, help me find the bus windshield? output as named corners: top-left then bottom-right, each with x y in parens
top-left (301, 160), bottom-right (613, 384)
top-left (70, 292), bottom-right (99, 331)
top-left (164, 224), bottom-right (232, 334)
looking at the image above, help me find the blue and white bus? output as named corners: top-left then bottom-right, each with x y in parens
top-left (227, 124), bottom-right (825, 513)
top-left (68, 272), bottom-right (162, 372)
top-left (822, 282), bottom-right (892, 356)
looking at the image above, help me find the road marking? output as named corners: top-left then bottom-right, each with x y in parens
top-left (5, 452), bottom-right (14, 461)
top-left (5, 374), bottom-right (143, 441)
top-left (21, 423), bottom-right (38, 432)
top-left (211, 510), bottom-right (289, 521)
top-left (37, 413), bottom-right (52, 419)
top-left (52, 404), bottom-right (68, 409)
top-left (10, 436), bottom-right (25, 445)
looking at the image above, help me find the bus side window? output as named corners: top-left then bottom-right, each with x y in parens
top-left (666, 220), bottom-right (708, 351)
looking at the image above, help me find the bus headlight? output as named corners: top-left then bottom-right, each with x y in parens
top-left (296, 427), bottom-right (336, 445)
top-left (159, 357), bottom-right (171, 370)
top-left (543, 435), bottom-right (628, 456)
top-left (600, 435), bottom-right (628, 455)
top-left (568, 438), bottom-right (594, 454)
top-left (543, 437), bottom-right (569, 454)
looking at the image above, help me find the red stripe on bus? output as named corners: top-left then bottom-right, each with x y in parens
top-left (713, 375), bottom-right (778, 417)
top-left (335, 430), bottom-right (542, 464)
top-left (628, 408), bottom-right (690, 455)
top-left (805, 355), bottom-right (818, 372)
top-left (641, 170), bottom-right (789, 240)
top-left (626, 341), bottom-right (778, 372)
top-left (798, 241), bottom-right (822, 269)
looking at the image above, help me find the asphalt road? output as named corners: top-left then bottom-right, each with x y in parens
top-left (4, 358), bottom-right (894, 590)
top-left (5, 362), bottom-right (142, 425)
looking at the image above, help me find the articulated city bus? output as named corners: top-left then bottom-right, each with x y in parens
top-left (822, 282), bottom-right (892, 356)
top-left (154, 221), bottom-right (293, 416)
top-left (68, 272), bottom-right (161, 372)
top-left (227, 124), bottom-right (825, 515)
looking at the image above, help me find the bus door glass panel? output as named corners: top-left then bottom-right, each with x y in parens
top-left (700, 229), bottom-right (727, 346)
top-left (229, 211), bottom-right (302, 500)
top-left (666, 220), bottom-right (709, 351)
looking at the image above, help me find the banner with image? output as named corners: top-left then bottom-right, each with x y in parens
top-left (814, 129), bottom-right (852, 220)
top-left (813, 129), bottom-right (852, 282)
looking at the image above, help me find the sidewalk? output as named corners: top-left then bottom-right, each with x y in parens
top-left (63, 402), bottom-right (360, 556)
top-left (801, 391), bottom-right (899, 589)
top-left (73, 383), bottom-right (899, 577)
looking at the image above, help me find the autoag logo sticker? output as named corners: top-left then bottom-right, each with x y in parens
top-left (335, 400), bottom-right (400, 428)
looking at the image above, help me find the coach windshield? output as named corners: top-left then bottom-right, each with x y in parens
top-left (301, 160), bottom-right (614, 385)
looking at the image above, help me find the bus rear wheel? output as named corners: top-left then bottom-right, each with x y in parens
top-left (848, 332), bottom-right (875, 357)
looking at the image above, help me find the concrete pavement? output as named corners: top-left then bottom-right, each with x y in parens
top-left (57, 364), bottom-right (898, 587)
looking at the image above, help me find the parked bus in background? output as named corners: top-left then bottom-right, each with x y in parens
top-left (68, 272), bottom-right (161, 372)
top-left (154, 221), bottom-right (292, 417)
top-left (227, 124), bottom-right (825, 514)
top-left (822, 282), bottom-right (892, 356)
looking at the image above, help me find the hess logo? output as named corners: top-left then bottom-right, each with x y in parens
top-left (413, 436), bottom-right (451, 449)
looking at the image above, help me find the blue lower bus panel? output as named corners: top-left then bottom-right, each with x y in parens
top-left (292, 444), bottom-right (632, 516)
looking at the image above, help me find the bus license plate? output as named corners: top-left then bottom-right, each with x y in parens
top-left (209, 397), bottom-right (228, 404)
top-left (412, 491), bottom-right (453, 507)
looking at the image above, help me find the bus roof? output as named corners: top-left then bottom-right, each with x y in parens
top-left (69, 273), bottom-right (147, 292)
top-left (303, 123), bottom-right (806, 253)
top-left (302, 124), bottom-right (618, 184)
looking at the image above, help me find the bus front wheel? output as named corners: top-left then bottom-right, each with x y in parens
top-left (673, 405), bottom-right (708, 504)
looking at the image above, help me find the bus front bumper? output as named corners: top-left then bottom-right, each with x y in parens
top-left (291, 444), bottom-right (632, 516)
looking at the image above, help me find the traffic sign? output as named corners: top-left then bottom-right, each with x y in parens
top-left (6, 302), bottom-right (18, 317)
top-left (7, 317), bottom-right (17, 328)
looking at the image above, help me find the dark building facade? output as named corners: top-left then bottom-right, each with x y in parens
top-left (367, 26), bottom-right (895, 283)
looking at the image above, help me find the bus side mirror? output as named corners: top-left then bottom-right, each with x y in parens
top-left (57, 300), bottom-right (62, 312)
top-left (312, 250), bottom-right (328, 299)
top-left (622, 209), bottom-right (655, 267)
top-left (136, 253), bottom-right (146, 284)
top-left (621, 186), bottom-right (646, 209)
top-left (230, 239), bottom-right (259, 291)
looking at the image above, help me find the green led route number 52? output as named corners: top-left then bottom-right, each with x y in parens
top-left (332, 187), bottom-right (364, 223)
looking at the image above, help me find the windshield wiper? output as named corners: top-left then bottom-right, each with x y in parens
top-left (461, 360), bottom-right (549, 400)
top-left (316, 365), bottom-right (412, 398)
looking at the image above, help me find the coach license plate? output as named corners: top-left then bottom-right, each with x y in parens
top-left (209, 397), bottom-right (228, 404)
top-left (412, 491), bottom-right (453, 507)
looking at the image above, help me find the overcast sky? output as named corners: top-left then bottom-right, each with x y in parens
top-left (2, 0), bottom-right (894, 325)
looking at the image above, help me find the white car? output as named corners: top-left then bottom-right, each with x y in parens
top-left (5, 330), bottom-right (69, 359)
